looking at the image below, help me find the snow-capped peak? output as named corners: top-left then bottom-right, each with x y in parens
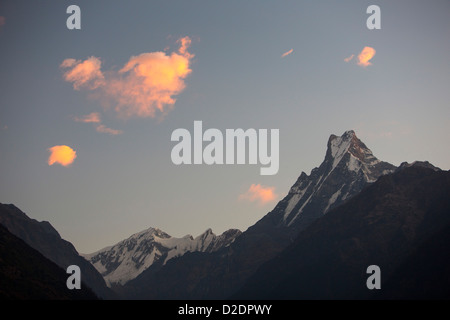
top-left (276, 130), bottom-right (396, 228)
top-left (329, 130), bottom-right (356, 170)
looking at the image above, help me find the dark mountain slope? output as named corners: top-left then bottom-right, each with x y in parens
top-left (234, 166), bottom-right (450, 299)
top-left (0, 223), bottom-right (97, 299)
top-left (0, 203), bottom-right (114, 299)
top-left (380, 223), bottom-right (450, 299)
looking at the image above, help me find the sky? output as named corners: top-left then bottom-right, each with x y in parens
top-left (1, 0), bottom-right (449, 254)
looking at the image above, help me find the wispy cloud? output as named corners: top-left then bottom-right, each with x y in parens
top-left (239, 184), bottom-right (278, 206)
top-left (281, 49), bottom-right (294, 58)
top-left (178, 36), bottom-right (193, 58)
top-left (357, 46), bottom-right (376, 67)
top-left (48, 145), bottom-right (77, 167)
top-left (344, 54), bottom-right (354, 63)
top-left (95, 124), bottom-right (123, 135)
top-left (73, 112), bottom-right (122, 135)
top-left (61, 36), bottom-right (194, 119)
top-left (73, 112), bottom-right (101, 123)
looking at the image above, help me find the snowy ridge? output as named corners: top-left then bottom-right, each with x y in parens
top-left (283, 181), bottom-right (311, 220)
top-left (330, 133), bottom-right (353, 170)
top-left (83, 227), bottom-right (241, 286)
top-left (324, 188), bottom-right (342, 213)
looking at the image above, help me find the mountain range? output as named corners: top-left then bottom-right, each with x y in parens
top-left (1, 130), bottom-right (449, 299)
top-left (115, 130), bottom-right (400, 299)
top-left (82, 227), bottom-right (241, 287)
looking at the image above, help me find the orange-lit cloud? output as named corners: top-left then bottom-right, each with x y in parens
top-left (110, 36), bottom-right (193, 118)
top-left (344, 54), bottom-right (354, 62)
top-left (61, 36), bottom-right (194, 119)
top-left (48, 145), bottom-right (77, 167)
top-left (239, 184), bottom-right (278, 206)
top-left (95, 124), bottom-right (123, 135)
top-left (0, 16), bottom-right (5, 29)
top-left (73, 112), bottom-right (101, 123)
top-left (281, 49), bottom-right (293, 58)
top-left (357, 46), bottom-right (376, 67)
top-left (61, 57), bottom-right (104, 90)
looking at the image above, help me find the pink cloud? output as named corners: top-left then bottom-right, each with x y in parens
top-left (95, 124), bottom-right (123, 135)
top-left (61, 37), bottom-right (194, 119)
top-left (281, 49), bottom-right (294, 58)
top-left (344, 54), bottom-right (354, 62)
top-left (61, 57), bottom-right (104, 90)
top-left (239, 184), bottom-right (278, 206)
top-left (73, 112), bottom-right (101, 123)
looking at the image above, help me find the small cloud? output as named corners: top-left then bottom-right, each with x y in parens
top-left (344, 54), bottom-right (354, 63)
top-left (0, 16), bottom-right (5, 29)
top-left (281, 49), bottom-right (294, 58)
top-left (48, 145), bottom-right (77, 167)
top-left (239, 184), bottom-right (278, 206)
top-left (95, 124), bottom-right (123, 135)
top-left (357, 46), bottom-right (376, 67)
top-left (73, 112), bottom-right (101, 123)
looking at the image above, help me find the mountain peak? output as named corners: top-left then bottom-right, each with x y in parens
top-left (345, 129), bottom-right (355, 135)
top-left (327, 129), bottom-right (355, 144)
top-left (325, 130), bottom-right (385, 176)
top-left (269, 130), bottom-right (397, 229)
top-left (203, 228), bottom-right (213, 235)
top-left (327, 130), bottom-right (360, 161)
